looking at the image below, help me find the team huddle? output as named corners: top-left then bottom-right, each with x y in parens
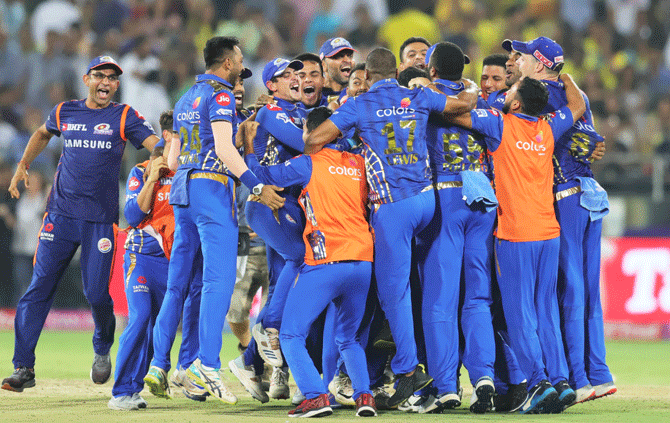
top-left (2, 32), bottom-right (616, 418)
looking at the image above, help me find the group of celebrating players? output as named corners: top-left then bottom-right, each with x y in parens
top-left (2, 29), bottom-right (617, 418)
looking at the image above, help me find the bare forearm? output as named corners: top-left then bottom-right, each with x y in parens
top-left (20, 125), bottom-right (52, 165)
top-left (561, 74), bottom-right (586, 123)
top-left (136, 180), bottom-right (156, 213)
top-left (168, 134), bottom-right (180, 171)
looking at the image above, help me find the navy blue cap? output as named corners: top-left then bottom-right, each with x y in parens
top-left (502, 37), bottom-right (564, 71)
top-left (262, 58), bottom-right (303, 85)
top-left (240, 67), bottom-right (252, 79)
top-left (319, 37), bottom-right (357, 60)
top-left (87, 55), bottom-right (123, 75)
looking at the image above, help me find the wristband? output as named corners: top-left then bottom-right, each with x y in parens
top-left (239, 169), bottom-right (262, 191)
top-left (19, 160), bottom-right (30, 170)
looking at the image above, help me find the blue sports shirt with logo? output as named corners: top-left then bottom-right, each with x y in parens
top-left (44, 99), bottom-right (155, 223)
top-left (173, 74), bottom-right (237, 175)
top-left (328, 78), bottom-right (447, 204)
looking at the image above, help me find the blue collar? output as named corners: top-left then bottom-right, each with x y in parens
top-left (274, 97), bottom-right (300, 112)
top-left (196, 74), bottom-right (233, 88)
top-left (369, 78), bottom-right (399, 92)
top-left (512, 112), bottom-right (539, 122)
top-left (434, 79), bottom-right (464, 92)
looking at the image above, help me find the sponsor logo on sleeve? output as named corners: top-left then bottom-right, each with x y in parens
top-left (490, 109), bottom-right (499, 116)
top-left (276, 113), bottom-right (294, 124)
top-left (135, 110), bottom-right (145, 120)
top-left (129, 177), bottom-right (141, 190)
top-left (93, 123), bottom-right (113, 136)
top-left (216, 92), bottom-right (231, 106)
top-left (216, 109), bottom-right (232, 116)
top-left (266, 104), bottom-right (282, 111)
top-left (475, 109), bottom-right (489, 117)
top-left (98, 237), bottom-right (113, 253)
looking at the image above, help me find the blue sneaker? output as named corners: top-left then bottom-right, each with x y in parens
top-left (550, 380), bottom-right (576, 413)
top-left (327, 392), bottom-right (343, 409)
top-left (519, 380), bottom-right (558, 414)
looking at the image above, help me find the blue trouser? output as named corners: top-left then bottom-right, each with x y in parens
top-left (490, 273), bottom-right (526, 394)
top-left (280, 261), bottom-right (372, 400)
top-left (555, 186), bottom-right (613, 388)
top-left (153, 176), bottom-right (237, 369)
top-left (495, 237), bottom-right (569, 389)
top-left (246, 197), bottom-right (304, 329)
top-left (113, 251), bottom-right (168, 397)
top-left (371, 190), bottom-right (435, 375)
top-left (417, 186), bottom-right (496, 393)
top-left (244, 197), bottom-right (304, 370)
top-left (150, 248), bottom-right (202, 372)
top-left (13, 213), bottom-right (116, 368)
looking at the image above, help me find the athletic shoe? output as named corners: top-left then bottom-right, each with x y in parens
top-left (388, 366), bottom-right (433, 408)
top-left (372, 320), bottom-right (395, 350)
top-left (288, 393), bottom-right (333, 418)
top-left (328, 373), bottom-right (355, 406)
top-left (327, 392), bottom-right (343, 409)
top-left (550, 380), bottom-right (576, 413)
top-left (131, 392), bottom-right (148, 408)
top-left (228, 356), bottom-right (268, 403)
top-left (418, 392), bottom-right (461, 413)
top-left (252, 323), bottom-right (283, 367)
top-left (292, 387), bottom-right (306, 406)
top-left (356, 393), bottom-right (378, 417)
top-left (493, 381), bottom-right (528, 412)
top-left (188, 358), bottom-right (237, 405)
top-left (108, 395), bottom-right (139, 411)
top-left (470, 376), bottom-right (495, 414)
top-left (398, 394), bottom-right (429, 413)
top-left (144, 366), bottom-right (172, 399)
top-left (269, 366), bottom-right (290, 400)
top-left (262, 363), bottom-right (272, 392)
top-left (1, 367), bottom-right (36, 392)
top-left (519, 380), bottom-right (558, 414)
top-left (182, 376), bottom-right (209, 402)
top-left (91, 353), bottom-right (112, 384)
top-left (570, 383), bottom-right (596, 406)
top-left (169, 367), bottom-right (186, 388)
top-left (593, 381), bottom-right (617, 399)
top-left (372, 385), bottom-right (393, 410)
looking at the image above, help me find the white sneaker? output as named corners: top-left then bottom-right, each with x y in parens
top-left (269, 366), bottom-right (290, 399)
top-left (328, 373), bottom-right (355, 406)
top-left (187, 358), bottom-right (237, 405)
top-left (398, 394), bottom-right (428, 413)
top-left (469, 376), bottom-right (495, 414)
top-left (593, 381), bottom-right (617, 399)
top-left (418, 392), bottom-right (461, 413)
top-left (292, 387), bottom-right (306, 406)
top-left (170, 367), bottom-right (186, 388)
top-left (228, 355), bottom-right (269, 403)
top-left (572, 384), bottom-right (596, 405)
top-left (252, 323), bottom-right (283, 367)
top-left (108, 395), bottom-right (139, 411)
top-left (182, 376), bottom-right (209, 402)
top-left (130, 392), bottom-right (147, 408)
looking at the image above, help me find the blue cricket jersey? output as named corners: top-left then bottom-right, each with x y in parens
top-left (426, 79), bottom-right (492, 182)
top-left (252, 98), bottom-right (307, 167)
top-left (487, 89), bottom-right (507, 110)
top-left (541, 80), bottom-right (603, 185)
top-left (173, 74), bottom-right (237, 175)
top-left (44, 99), bottom-right (154, 223)
top-left (328, 78), bottom-right (447, 204)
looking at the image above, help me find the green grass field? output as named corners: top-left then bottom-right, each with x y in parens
top-left (0, 330), bottom-right (668, 422)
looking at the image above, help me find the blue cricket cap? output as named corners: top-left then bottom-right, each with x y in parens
top-left (87, 55), bottom-right (123, 75)
top-left (425, 43), bottom-right (470, 66)
top-left (319, 37), bottom-right (357, 60)
top-left (502, 36), bottom-right (564, 71)
top-left (262, 58), bottom-right (303, 85)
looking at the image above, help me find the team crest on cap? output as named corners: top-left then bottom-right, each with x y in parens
top-left (274, 58), bottom-right (286, 66)
top-left (100, 56), bottom-right (116, 64)
top-left (98, 237), bottom-right (112, 253)
top-left (331, 38), bottom-right (347, 48)
top-left (554, 55), bottom-right (564, 64)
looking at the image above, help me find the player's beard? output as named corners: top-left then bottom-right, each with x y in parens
top-left (502, 101), bottom-right (511, 114)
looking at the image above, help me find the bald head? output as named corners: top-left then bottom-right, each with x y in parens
top-left (365, 48), bottom-right (397, 82)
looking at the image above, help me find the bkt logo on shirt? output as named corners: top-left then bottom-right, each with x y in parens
top-left (93, 123), bottom-right (113, 136)
top-left (328, 165), bottom-right (362, 177)
top-left (62, 123), bottom-right (87, 132)
top-left (376, 106), bottom-right (415, 117)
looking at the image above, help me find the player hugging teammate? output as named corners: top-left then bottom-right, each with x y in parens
top-left (3, 32), bottom-right (615, 419)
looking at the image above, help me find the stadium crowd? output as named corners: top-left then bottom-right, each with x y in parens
top-left (0, 0), bottom-right (663, 418)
